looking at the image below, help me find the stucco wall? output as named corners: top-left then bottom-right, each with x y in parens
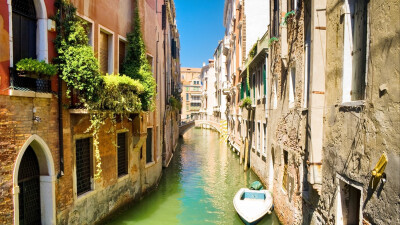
top-left (312, 0), bottom-right (400, 224)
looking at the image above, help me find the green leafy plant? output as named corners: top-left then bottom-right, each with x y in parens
top-left (268, 37), bottom-right (279, 47)
top-left (239, 97), bottom-right (252, 110)
top-left (54, 0), bottom-right (102, 103)
top-left (282, 10), bottom-right (295, 25)
top-left (96, 74), bottom-right (144, 113)
top-left (169, 96), bottom-right (182, 110)
top-left (249, 43), bottom-right (257, 59)
top-left (16, 58), bottom-right (57, 78)
top-left (121, 7), bottom-right (157, 112)
top-left (54, 0), bottom-right (152, 181)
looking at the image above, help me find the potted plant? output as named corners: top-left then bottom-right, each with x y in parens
top-left (15, 58), bottom-right (57, 80)
top-left (239, 97), bottom-right (253, 110)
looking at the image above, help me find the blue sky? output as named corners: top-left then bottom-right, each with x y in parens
top-left (175, 0), bottom-right (225, 68)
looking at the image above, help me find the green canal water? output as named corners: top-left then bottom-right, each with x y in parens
top-left (104, 128), bottom-right (280, 225)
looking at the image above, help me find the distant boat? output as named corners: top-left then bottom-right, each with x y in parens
top-left (233, 188), bottom-right (274, 225)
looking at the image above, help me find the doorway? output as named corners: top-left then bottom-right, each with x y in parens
top-left (18, 146), bottom-right (41, 225)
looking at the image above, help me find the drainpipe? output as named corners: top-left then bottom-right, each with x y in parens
top-left (7, 0), bottom-right (13, 67)
top-left (58, 77), bottom-right (64, 177)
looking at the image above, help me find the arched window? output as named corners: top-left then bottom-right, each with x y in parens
top-left (12, 0), bottom-right (37, 62)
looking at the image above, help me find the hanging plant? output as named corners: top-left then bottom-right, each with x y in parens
top-left (16, 58), bottom-right (57, 79)
top-left (169, 96), bottom-right (182, 110)
top-left (239, 97), bottom-right (252, 110)
top-left (282, 10), bottom-right (295, 25)
top-left (249, 43), bottom-right (257, 59)
top-left (268, 37), bottom-right (279, 47)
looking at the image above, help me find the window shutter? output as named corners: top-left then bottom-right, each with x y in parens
top-left (351, 0), bottom-right (367, 101)
top-left (263, 68), bottom-right (267, 95)
top-left (99, 31), bottom-right (109, 74)
top-left (162, 5), bottom-right (166, 30)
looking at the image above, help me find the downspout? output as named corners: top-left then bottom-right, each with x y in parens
top-left (58, 76), bottom-right (64, 177)
top-left (7, 0), bottom-right (13, 67)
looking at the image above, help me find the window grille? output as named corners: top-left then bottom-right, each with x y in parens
top-left (117, 133), bottom-right (128, 177)
top-left (146, 128), bottom-right (153, 163)
top-left (76, 138), bottom-right (92, 196)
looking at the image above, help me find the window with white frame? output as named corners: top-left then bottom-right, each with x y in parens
top-left (252, 122), bottom-right (255, 148)
top-left (289, 67), bottom-right (296, 108)
top-left (99, 28), bottom-right (114, 74)
top-left (273, 77), bottom-right (278, 109)
top-left (342, 0), bottom-right (368, 102)
top-left (263, 123), bottom-right (267, 155)
top-left (79, 16), bottom-right (94, 47)
top-left (257, 122), bottom-right (261, 152)
top-left (118, 38), bottom-right (127, 73)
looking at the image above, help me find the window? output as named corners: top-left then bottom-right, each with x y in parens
top-left (272, 0), bottom-right (280, 37)
top-left (282, 150), bottom-right (288, 191)
top-left (186, 93), bottom-right (189, 100)
top-left (99, 29), bottom-right (114, 74)
top-left (289, 67), bottom-right (296, 108)
top-left (252, 73), bottom-right (256, 103)
top-left (342, 0), bottom-right (368, 102)
top-left (79, 16), bottom-right (94, 47)
top-left (238, 122), bottom-right (241, 138)
top-left (288, 0), bottom-right (298, 12)
top-left (76, 138), bottom-right (92, 196)
top-left (263, 123), bottom-right (267, 155)
top-left (117, 132), bottom-right (128, 177)
top-left (146, 128), bottom-right (153, 163)
top-left (12, 0), bottom-right (37, 63)
top-left (257, 122), bottom-right (261, 152)
top-left (252, 122), bottom-right (255, 148)
top-left (273, 77), bottom-right (278, 109)
top-left (147, 54), bottom-right (154, 73)
top-left (118, 39), bottom-right (127, 73)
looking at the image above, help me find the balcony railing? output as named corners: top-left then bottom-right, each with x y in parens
top-left (9, 67), bottom-right (52, 93)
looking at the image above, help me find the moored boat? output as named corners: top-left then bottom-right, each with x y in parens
top-left (233, 188), bottom-right (273, 225)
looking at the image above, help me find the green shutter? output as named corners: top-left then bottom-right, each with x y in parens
top-left (263, 69), bottom-right (266, 95)
top-left (240, 82), bottom-right (244, 99)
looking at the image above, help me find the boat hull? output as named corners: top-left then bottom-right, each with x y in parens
top-left (233, 188), bottom-right (273, 225)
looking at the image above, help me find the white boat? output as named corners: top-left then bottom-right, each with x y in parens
top-left (233, 188), bottom-right (274, 225)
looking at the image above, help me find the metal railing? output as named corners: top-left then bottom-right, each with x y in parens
top-left (9, 67), bottom-right (52, 93)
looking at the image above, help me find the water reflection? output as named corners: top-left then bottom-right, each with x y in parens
top-left (103, 128), bottom-right (280, 225)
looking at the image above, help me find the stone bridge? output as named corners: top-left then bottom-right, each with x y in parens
top-left (194, 120), bottom-right (222, 133)
top-left (179, 121), bottom-right (195, 136)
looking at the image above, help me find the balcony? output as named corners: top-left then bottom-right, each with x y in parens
top-left (223, 36), bottom-right (230, 56)
top-left (222, 81), bottom-right (231, 95)
top-left (9, 67), bottom-right (52, 93)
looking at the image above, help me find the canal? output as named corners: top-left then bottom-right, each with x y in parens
top-left (103, 128), bottom-right (280, 225)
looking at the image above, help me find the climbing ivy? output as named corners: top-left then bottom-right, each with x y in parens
top-left (121, 7), bottom-right (157, 112)
top-left (169, 96), bottom-right (182, 110)
top-left (54, 0), bottom-right (151, 180)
